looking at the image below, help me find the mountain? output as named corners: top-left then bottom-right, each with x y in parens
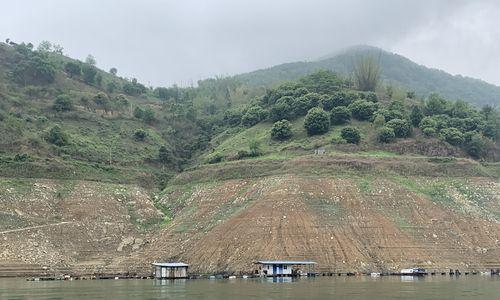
top-left (235, 45), bottom-right (500, 107)
top-left (0, 41), bottom-right (499, 277)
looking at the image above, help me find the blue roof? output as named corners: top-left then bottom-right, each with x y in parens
top-left (255, 260), bottom-right (316, 265)
top-left (152, 262), bottom-right (189, 267)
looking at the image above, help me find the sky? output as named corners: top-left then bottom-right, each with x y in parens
top-left (2, 0), bottom-right (500, 87)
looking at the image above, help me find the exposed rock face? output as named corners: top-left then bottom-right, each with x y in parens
top-left (1, 157), bottom-right (499, 276)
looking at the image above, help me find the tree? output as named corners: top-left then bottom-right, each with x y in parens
top-left (45, 125), bottom-right (69, 146)
top-left (241, 106), bottom-right (266, 127)
top-left (410, 106), bottom-right (424, 127)
top-left (271, 120), bottom-right (292, 140)
top-left (106, 81), bottom-right (118, 93)
top-left (353, 56), bottom-right (381, 91)
top-left (94, 92), bottom-right (110, 112)
top-left (386, 119), bottom-right (411, 138)
top-left (341, 127), bottom-right (361, 144)
top-left (109, 67), bottom-right (118, 75)
top-left (372, 114), bottom-right (386, 128)
top-left (378, 127), bottom-right (395, 143)
top-left (304, 107), bottom-right (330, 135)
top-left (348, 100), bottom-right (378, 121)
top-left (37, 40), bottom-right (52, 52)
top-left (142, 107), bottom-right (155, 124)
top-left (133, 107), bottom-right (144, 119)
top-left (64, 61), bottom-right (81, 78)
top-left (85, 54), bottom-right (96, 66)
top-left (134, 129), bottom-right (147, 141)
top-left (52, 95), bottom-right (73, 112)
top-left (158, 145), bottom-right (170, 163)
top-left (270, 96), bottom-right (294, 121)
top-left (419, 116), bottom-right (437, 131)
top-left (330, 106), bottom-right (351, 125)
top-left (82, 64), bottom-right (97, 84)
top-left (441, 127), bottom-right (464, 146)
top-left (464, 132), bottom-right (488, 158)
top-left (426, 93), bottom-right (448, 115)
top-left (13, 53), bottom-right (56, 85)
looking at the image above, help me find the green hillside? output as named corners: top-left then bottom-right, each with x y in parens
top-left (0, 41), bottom-right (499, 192)
top-left (235, 45), bottom-right (500, 107)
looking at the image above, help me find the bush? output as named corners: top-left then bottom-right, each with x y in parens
top-left (423, 127), bottom-right (437, 137)
top-left (14, 153), bottom-right (29, 162)
top-left (304, 107), bottom-right (330, 135)
top-left (64, 62), bottom-right (81, 78)
top-left (52, 95), bottom-right (73, 112)
top-left (45, 125), bottom-right (69, 146)
top-left (426, 93), bottom-right (448, 115)
top-left (441, 127), bottom-right (464, 146)
top-left (134, 129), bottom-right (147, 141)
top-left (348, 100), bottom-right (377, 121)
top-left (365, 92), bottom-right (378, 102)
top-left (419, 116), bottom-right (437, 130)
top-left (271, 120), bottom-right (293, 140)
top-left (464, 132), bottom-right (488, 158)
top-left (13, 52), bottom-right (56, 85)
top-left (241, 106), bottom-right (266, 127)
top-left (386, 119), bottom-right (411, 138)
top-left (341, 127), bottom-right (361, 144)
top-left (330, 106), bottom-right (351, 125)
top-left (270, 96), bottom-right (294, 121)
top-left (410, 106), bottom-right (424, 127)
top-left (82, 64), bottom-right (97, 84)
top-left (207, 152), bottom-right (224, 164)
top-left (377, 127), bottom-right (396, 143)
top-left (158, 145), bottom-right (171, 163)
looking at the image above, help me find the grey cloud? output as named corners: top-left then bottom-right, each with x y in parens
top-left (1, 0), bottom-right (499, 86)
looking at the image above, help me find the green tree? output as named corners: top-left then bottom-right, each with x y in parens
top-left (348, 100), bottom-right (378, 121)
top-left (241, 106), bottom-right (266, 127)
top-left (109, 67), bottom-right (118, 75)
top-left (441, 127), bottom-right (464, 146)
top-left (377, 127), bottom-right (396, 143)
top-left (353, 56), bottom-right (381, 91)
top-left (341, 127), bottom-right (361, 144)
top-left (304, 107), bottom-right (330, 135)
top-left (142, 107), bottom-right (156, 124)
top-left (82, 64), bottom-right (97, 84)
top-left (52, 95), bottom-right (73, 112)
top-left (410, 106), bottom-right (424, 127)
top-left (271, 120), bottom-right (293, 140)
top-left (158, 145), bottom-right (170, 163)
top-left (248, 139), bottom-right (261, 157)
top-left (134, 129), bottom-right (147, 141)
top-left (372, 114), bottom-right (386, 128)
top-left (45, 125), bottom-right (69, 146)
top-left (64, 62), bottom-right (81, 78)
top-left (464, 132), bottom-right (488, 158)
top-left (426, 93), bottom-right (448, 115)
top-left (386, 119), bottom-right (411, 138)
top-left (85, 54), bottom-right (96, 66)
top-left (330, 106), bottom-right (351, 125)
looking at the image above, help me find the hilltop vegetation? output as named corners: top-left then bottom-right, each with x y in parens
top-left (235, 45), bottom-right (500, 107)
top-left (0, 40), bottom-right (499, 190)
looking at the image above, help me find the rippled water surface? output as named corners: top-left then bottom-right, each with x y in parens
top-left (0, 276), bottom-right (499, 299)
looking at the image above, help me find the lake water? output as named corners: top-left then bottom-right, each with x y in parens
top-left (0, 276), bottom-right (499, 299)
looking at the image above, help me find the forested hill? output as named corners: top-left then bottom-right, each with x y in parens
top-left (235, 45), bottom-right (500, 107)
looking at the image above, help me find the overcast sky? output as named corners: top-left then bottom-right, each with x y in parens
top-left (2, 0), bottom-right (500, 87)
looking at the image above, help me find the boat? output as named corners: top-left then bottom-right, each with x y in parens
top-left (400, 268), bottom-right (427, 276)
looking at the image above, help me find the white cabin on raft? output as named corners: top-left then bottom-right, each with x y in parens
top-left (152, 262), bottom-right (189, 279)
top-left (255, 260), bottom-right (317, 277)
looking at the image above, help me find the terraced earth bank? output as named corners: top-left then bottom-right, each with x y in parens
top-left (1, 156), bottom-right (500, 276)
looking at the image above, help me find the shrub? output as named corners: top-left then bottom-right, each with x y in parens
top-left (304, 107), bottom-right (330, 135)
top-left (52, 95), bottom-right (73, 112)
top-left (158, 145), bottom-right (171, 163)
top-left (353, 56), bottom-right (380, 91)
top-left (464, 132), bottom-right (488, 159)
top-left (271, 120), bottom-right (293, 140)
top-left (341, 127), bottom-right (361, 144)
top-left (410, 106), bottom-right (424, 127)
top-left (134, 129), bottom-right (147, 141)
top-left (423, 127), bottom-right (437, 137)
top-left (348, 100), bottom-right (378, 121)
top-left (372, 114), bottom-right (386, 128)
top-left (45, 125), bottom-right (69, 146)
top-left (207, 152), bottom-right (224, 164)
top-left (426, 93), bottom-right (448, 115)
top-left (14, 153), bottom-right (29, 162)
top-left (241, 106), bottom-right (266, 127)
top-left (441, 127), bottom-right (464, 146)
top-left (270, 96), bottom-right (294, 121)
top-left (64, 62), bottom-right (81, 78)
top-left (419, 116), bottom-right (437, 130)
top-left (365, 92), bottom-right (378, 102)
top-left (377, 127), bottom-right (396, 143)
top-left (330, 106), bottom-right (351, 125)
top-left (386, 119), bottom-right (411, 138)
top-left (82, 64), bottom-right (97, 84)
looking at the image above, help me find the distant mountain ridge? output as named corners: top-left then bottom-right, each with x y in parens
top-left (234, 45), bottom-right (500, 107)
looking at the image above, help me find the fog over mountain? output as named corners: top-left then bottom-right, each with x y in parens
top-left (2, 0), bottom-right (500, 86)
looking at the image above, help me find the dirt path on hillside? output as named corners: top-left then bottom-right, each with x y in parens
top-left (0, 222), bottom-right (74, 235)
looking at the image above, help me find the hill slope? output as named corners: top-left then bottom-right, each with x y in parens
top-left (235, 45), bottom-right (500, 107)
